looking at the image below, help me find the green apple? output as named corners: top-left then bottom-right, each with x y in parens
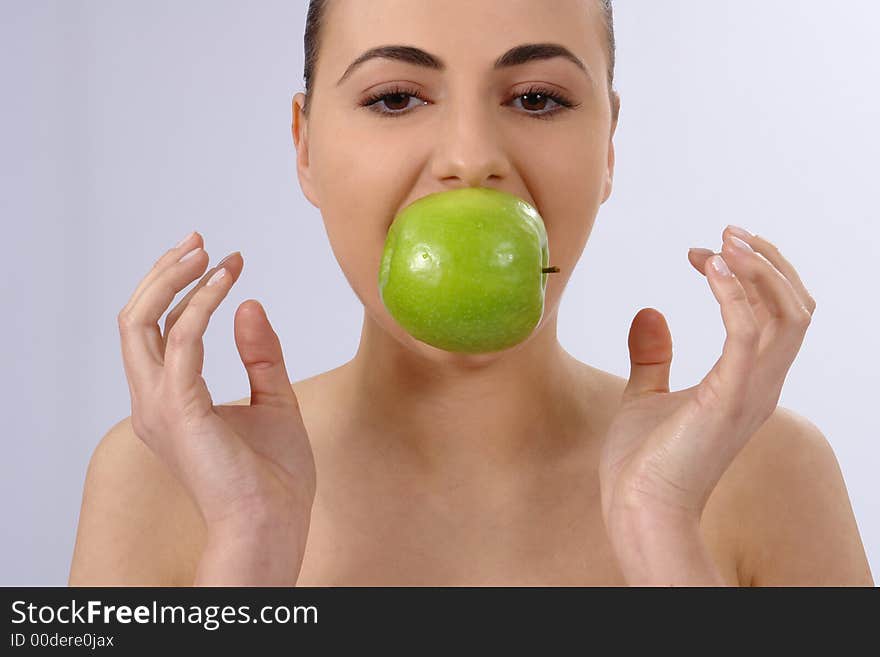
top-left (378, 187), bottom-right (559, 353)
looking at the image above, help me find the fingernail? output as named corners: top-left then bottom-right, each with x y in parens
top-left (710, 255), bottom-right (732, 276)
top-left (217, 251), bottom-right (240, 268)
top-left (207, 268), bottom-right (227, 287)
top-left (179, 247), bottom-right (202, 263)
top-left (728, 235), bottom-right (754, 253)
top-left (175, 231), bottom-right (196, 248)
top-left (726, 225), bottom-right (752, 241)
top-left (688, 247), bottom-right (715, 256)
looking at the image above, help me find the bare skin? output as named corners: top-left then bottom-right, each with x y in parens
top-left (69, 362), bottom-right (873, 586)
top-left (70, 0), bottom-right (873, 586)
top-left (71, 364), bottom-right (742, 586)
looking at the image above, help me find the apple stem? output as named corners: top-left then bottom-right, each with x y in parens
top-left (542, 266), bottom-right (560, 273)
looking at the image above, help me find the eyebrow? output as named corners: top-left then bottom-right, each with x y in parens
top-left (335, 42), bottom-right (594, 87)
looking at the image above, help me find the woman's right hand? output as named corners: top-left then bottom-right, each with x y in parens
top-left (117, 231), bottom-right (316, 583)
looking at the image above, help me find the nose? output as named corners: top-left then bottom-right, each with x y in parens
top-left (430, 100), bottom-right (512, 189)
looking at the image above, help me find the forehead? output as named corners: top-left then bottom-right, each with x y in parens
top-left (322, 0), bottom-right (604, 80)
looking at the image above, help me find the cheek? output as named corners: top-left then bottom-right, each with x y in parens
top-left (539, 202), bottom-right (599, 322)
top-left (531, 157), bottom-right (605, 316)
top-left (308, 135), bottom-right (394, 298)
top-left (530, 128), bottom-right (607, 253)
top-left (536, 180), bottom-right (602, 273)
top-left (320, 210), bottom-right (386, 307)
top-left (314, 110), bottom-right (416, 201)
top-left (544, 192), bottom-right (599, 268)
top-left (311, 130), bottom-right (416, 247)
top-left (322, 212), bottom-right (419, 349)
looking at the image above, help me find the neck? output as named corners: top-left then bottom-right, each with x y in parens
top-left (339, 307), bottom-right (588, 477)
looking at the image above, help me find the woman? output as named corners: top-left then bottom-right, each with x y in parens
top-left (69, 0), bottom-right (873, 586)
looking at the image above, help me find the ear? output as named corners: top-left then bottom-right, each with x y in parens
top-left (601, 139), bottom-right (615, 204)
top-left (292, 92), bottom-right (320, 209)
top-left (601, 90), bottom-right (620, 205)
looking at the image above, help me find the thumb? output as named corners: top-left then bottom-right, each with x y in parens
top-left (234, 300), bottom-right (298, 409)
top-left (622, 307), bottom-right (673, 402)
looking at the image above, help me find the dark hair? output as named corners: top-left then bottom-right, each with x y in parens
top-left (302, 0), bottom-right (616, 120)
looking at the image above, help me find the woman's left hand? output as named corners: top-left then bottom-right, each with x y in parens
top-left (598, 225), bottom-right (817, 534)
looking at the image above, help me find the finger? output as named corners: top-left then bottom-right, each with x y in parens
top-left (126, 231), bottom-right (204, 311)
top-left (118, 238), bottom-right (210, 395)
top-left (720, 235), bottom-right (812, 389)
top-left (688, 246), bottom-right (772, 329)
top-left (699, 255), bottom-right (761, 412)
top-left (163, 265), bottom-right (235, 399)
top-left (234, 300), bottom-right (299, 410)
top-left (720, 234), bottom-right (813, 329)
top-left (623, 308), bottom-right (673, 402)
top-left (163, 251), bottom-right (243, 350)
top-left (687, 248), bottom-right (715, 272)
top-left (126, 244), bottom-right (210, 368)
top-left (724, 226), bottom-right (816, 315)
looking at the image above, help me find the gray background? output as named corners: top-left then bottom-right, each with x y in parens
top-left (2, 0), bottom-right (877, 585)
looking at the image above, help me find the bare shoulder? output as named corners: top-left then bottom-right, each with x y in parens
top-left (708, 405), bottom-right (874, 586)
top-left (69, 376), bottom-right (321, 587)
top-left (574, 362), bottom-right (873, 586)
top-left (69, 414), bottom-right (206, 585)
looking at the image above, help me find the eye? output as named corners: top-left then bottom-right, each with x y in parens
top-left (359, 84), bottom-right (579, 120)
top-left (507, 85), bottom-right (579, 120)
top-left (359, 85), bottom-right (429, 118)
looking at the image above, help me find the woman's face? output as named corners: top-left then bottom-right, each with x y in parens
top-left (292, 0), bottom-right (618, 361)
